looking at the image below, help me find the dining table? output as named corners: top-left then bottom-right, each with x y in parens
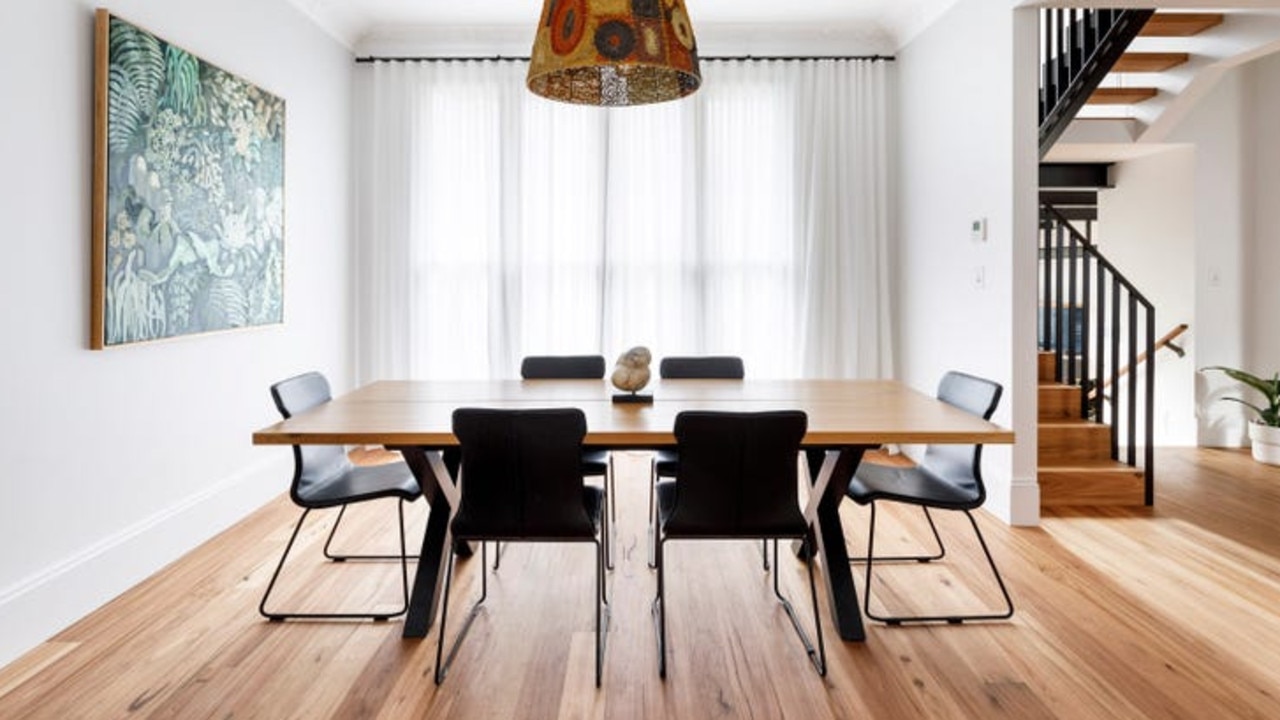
top-left (252, 378), bottom-right (1014, 642)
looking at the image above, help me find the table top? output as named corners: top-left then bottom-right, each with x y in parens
top-left (252, 379), bottom-right (1014, 448)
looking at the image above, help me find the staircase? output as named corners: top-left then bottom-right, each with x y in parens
top-left (1038, 350), bottom-right (1144, 506)
top-left (1038, 10), bottom-right (1227, 158)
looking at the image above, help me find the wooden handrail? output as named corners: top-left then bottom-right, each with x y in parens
top-left (1091, 323), bottom-right (1189, 397)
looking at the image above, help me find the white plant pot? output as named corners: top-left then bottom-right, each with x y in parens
top-left (1249, 422), bottom-right (1280, 466)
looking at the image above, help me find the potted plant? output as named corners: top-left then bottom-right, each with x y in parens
top-left (1202, 366), bottom-right (1280, 465)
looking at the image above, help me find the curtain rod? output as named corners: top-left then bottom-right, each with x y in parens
top-left (354, 54), bottom-right (894, 64)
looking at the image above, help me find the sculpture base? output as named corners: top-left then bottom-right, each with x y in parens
top-left (612, 393), bottom-right (653, 404)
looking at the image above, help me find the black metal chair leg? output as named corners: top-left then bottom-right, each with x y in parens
top-left (323, 500), bottom-right (425, 562)
top-left (595, 537), bottom-right (610, 687)
top-left (772, 539), bottom-right (827, 676)
top-left (435, 541), bottom-right (490, 685)
top-left (762, 539), bottom-right (770, 571)
top-left (261, 500), bottom-right (412, 622)
top-left (647, 458), bottom-right (658, 569)
top-left (603, 483), bottom-right (614, 572)
top-left (608, 454), bottom-right (617, 526)
top-left (849, 506), bottom-right (945, 564)
top-left (652, 537), bottom-right (668, 679)
top-left (962, 509), bottom-right (1016, 620)
top-left (864, 503), bottom-right (1015, 625)
top-left (259, 508), bottom-right (311, 621)
top-left (321, 505), bottom-right (349, 561)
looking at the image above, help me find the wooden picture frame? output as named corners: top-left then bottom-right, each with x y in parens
top-left (92, 9), bottom-right (285, 349)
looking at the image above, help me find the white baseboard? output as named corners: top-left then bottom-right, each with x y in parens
top-left (0, 456), bottom-right (290, 669)
top-left (984, 474), bottom-right (1041, 527)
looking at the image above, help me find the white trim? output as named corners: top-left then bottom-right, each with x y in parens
top-left (0, 456), bottom-right (289, 668)
top-left (984, 472), bottom-right (1041, 527)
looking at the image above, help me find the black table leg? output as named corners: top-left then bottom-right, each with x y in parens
top-left (394, 447), bottom-right (459, 639)
top-left (803, 447), bottom-right (869, 642)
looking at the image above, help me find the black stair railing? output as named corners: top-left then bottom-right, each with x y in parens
top-left (1040, 203), bottom-right (1155, 504)
top-left (1039, 8), bottom-right (1155, 158)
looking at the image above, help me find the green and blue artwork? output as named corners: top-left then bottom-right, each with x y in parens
top-left (93, 11), bottom-right (284, 348)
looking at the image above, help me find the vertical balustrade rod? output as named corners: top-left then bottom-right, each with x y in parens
top-left (1080, 248), bottom-right (1092, 419)
top-left (1054, 224), bottom-right (1066, 381)
top-left (1056, 9), bottom-right (1069, 92)
top-left (1042, 219), bottom-right (1052, 351)
top-left (1094, 260), bottom-right (1107, 429)
top-left (1127, 297), bottom-right (1138, 466)
top-left (1042, 11), bottom-right (1053, 114)
top-left (1144, 309), bottom-right (1156, 504)
top-left (1084, 9), bottom-right (1097, 60)
top-left (1110, 275), bottom-right (1121, 460)
top-left (1067, 235), bottom-right (1079, 386)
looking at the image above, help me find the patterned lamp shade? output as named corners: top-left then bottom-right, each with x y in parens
top-left (527, 0), bottom-right (702, 106)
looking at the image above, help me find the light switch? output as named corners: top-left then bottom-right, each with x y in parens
top-left (970, 217), bottom-right (988, 242)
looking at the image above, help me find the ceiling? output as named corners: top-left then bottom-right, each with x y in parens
top-left (285, 0), bottom-right (965, 53)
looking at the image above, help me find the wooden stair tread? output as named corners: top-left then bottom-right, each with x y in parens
top-left (1140, 13), bottom-right (1224, 37)
top-left (1088, 87), bottom-right (1158, 104)
top-left (1112, 52), bottom-right (1189, 73)
top-left (1040, 418), bottom-right (1108, 429)
top-left (1039, 459), bottom-right (1141, 473)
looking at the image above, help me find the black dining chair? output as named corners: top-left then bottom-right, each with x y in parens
top-left (518, 354), bottom-right (615, 568)
top-left (520, 355), bottom-right (608, 379)
top-left (259, 371), bottom-right (422, 621)
top-left (845, 371), bottom-right (1015, 625)
top-left (652, 410), bottom-right (825, 678)
top-left (435, 408), bottom-right (609, 687)
top-left (647, 356), bottom-right (757, 568)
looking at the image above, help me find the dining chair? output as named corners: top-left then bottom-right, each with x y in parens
top-left (520, 354), bottom-right (607, 379)
top-left (647, 356), bottom-right (761, 569)
top-left (652, 410), bottom-right (826, 678)
top-left (259, 371), bottom-right (422, 621)
top-left (518, 354), bottom-right (615, 569)
top-left (435, 408), bottom-right (609, 687)
top-left (845, 371), bottom-right (1015, 625)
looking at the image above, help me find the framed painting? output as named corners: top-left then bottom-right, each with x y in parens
top-left (91, 9), bottom-right (285, 349)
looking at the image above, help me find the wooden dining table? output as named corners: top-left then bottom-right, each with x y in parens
top-left (252, 378), bottom-right (1013, 642)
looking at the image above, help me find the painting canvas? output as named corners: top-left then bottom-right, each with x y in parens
top-left (92, 10), bottom-right (285, 348)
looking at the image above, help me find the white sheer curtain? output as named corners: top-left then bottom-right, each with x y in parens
top-left (354, 58), bottom-right (892, 381)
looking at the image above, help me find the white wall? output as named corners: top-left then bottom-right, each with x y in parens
top-left (894, 0), bottom-right (1041, 524)
top-left (1165, 55), bottom-right (1280, 445)
top-left (1094, 148), bottom-right (1198, 446)
top-left (0, 0), bottom-right (353, 667)
top-left (1243, 53), bottom-right (1280, 393)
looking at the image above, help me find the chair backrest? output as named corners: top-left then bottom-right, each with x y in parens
top-left (451, 408), bottom-right (595, 539)
top-left (270, 372), bottom-right (352, 504)
top-left (520, 355), bottom-right (607, 379)
top-left (659, 356), bottom-right (745, 379)
top-left (664, 411), bottom-right (808, 538)
top-left (921, 371), bottom-right (1003, 492)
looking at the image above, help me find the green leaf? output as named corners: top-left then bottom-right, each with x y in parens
top-left (1202, 366), bottom-right (1280, 403)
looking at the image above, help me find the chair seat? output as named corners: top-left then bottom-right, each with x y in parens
top-left (295, 461), bottom-right (421, 508)
top-left (582, 449), bottom-right (609, 477)
top-left (653, 449), bottom-right (679, 477)
top-left (454, 486), bottom-right (604, 539)
top-left (656, 479), bottom-right (805, 538)
top-left (846, 461), bottom-right (980, 511)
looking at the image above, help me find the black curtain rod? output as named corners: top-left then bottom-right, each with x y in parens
top-left (354, 54), bottom-right (894, 64)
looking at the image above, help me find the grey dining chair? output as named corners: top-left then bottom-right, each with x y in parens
top-left (260, 371), bottom-right (422, 622)
top-left (845, 371), bottom-right (1015, 625)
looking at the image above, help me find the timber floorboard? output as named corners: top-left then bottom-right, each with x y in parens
top-left (1, 448), bottom-right (1279, 719)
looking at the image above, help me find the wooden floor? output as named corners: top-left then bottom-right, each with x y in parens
top-left (2, 448), bottom-right (1279, 719)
